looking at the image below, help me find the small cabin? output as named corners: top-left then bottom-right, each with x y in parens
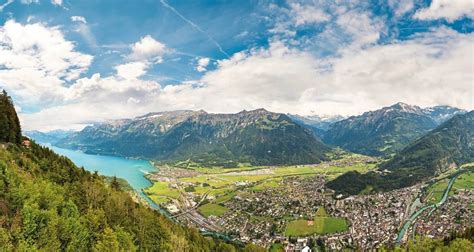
top-left (22, 140), bottom-right (31, 148)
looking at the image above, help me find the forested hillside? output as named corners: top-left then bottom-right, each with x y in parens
top-left (327, 111), bottom-right (474, 195)
top-left (0, 142), bottom-right (262, 251)
top-left (0, 91), bottom-right (21, 144)
top-left (322, 103), bottom-right (463, 156)
top-left (382, 111), bottom-right (474, 176)
top-left (0, 91), bottom-right (262, 251)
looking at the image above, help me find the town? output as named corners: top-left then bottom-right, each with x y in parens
top-left (144, 157), bottom-right (473, 251)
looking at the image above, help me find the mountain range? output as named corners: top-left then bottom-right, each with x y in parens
top-left (287, 114), bottom-right (345, 137)
top-left (57, 109), bottom-right (330, 166)
top-left (32, 103), bottom-right (467, 167)
top-left (25, 129), bottom-right (74, 145)
top-left (322, 103), bottom-right (465, 156)
top-left (327, 111), bottom-right (474, 195)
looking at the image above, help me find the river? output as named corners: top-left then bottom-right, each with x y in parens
top-left (396, 167), bottom-right (473, 244)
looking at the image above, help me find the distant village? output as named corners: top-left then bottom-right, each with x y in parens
top-left (146, 165), bottom-right (473, 251)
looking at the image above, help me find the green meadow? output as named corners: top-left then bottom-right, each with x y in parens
top-left (285, 207), bottom-right (348, 236)
top-left (198, 203), bottom-right (229, 217)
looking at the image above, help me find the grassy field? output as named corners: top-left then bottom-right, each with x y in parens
top-left (214, 192), bottom-right (236, 204)
top-left (144, 181), bottom-right (181, 204)
top-left (426, 171), bottom-right (473, 203)
top-left (269, 243), bottom-right (284, 252)
top-left (198, 203), bottom-right (229, 217)
top-left (453, 172), bottom-right (474, 190)
top-left (315, 206), bottom-right (328, 217)
top-left (147, 155), bottom-right (377, 209)
top-left (285, 207), bottom-right (348, 236)
top-left (251, 178), bottom-right (282, 191)
top-left (285, 217), bottom-right (348, 236)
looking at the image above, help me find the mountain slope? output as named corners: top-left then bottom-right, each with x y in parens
top-left (288, 114), bottom-right (344, 137)
top-left (58, 110), bottom-right (204, 158)
top-left (323, 103), bottom-right (463, 156)
top-left (422, 105), bottom-right (466, 124)
top-left (25, 129), bottom-right (74, 145)
top-left (382, 110), bottom-right (474, 176)
top-left (0, 95), bottom-right (259, 251)
top-left (327, 111), bottom-right (474, 195)
top-left (58, 109), bottom-right (331, 166)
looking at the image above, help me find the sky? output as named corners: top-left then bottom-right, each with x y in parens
top-left (0, 0), bottom-right (472, 131)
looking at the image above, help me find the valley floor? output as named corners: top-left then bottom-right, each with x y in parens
top-left (143, 156), bottom-right (473, 250)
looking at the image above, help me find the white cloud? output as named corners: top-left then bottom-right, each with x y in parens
top-left (335, 10), bottom-right (384, 49)
top-left (196, 57), bottom-right (210, 72)
top-left (289, 3), bottom-right (330, 26)
top-left (51, 0), bottom-right (62, 6)
top-left (70, 16), bottom-right (96, 48)
top-left (129, 35), bottom-right (167, 62)
top-left (388, 0), bottom-right (414, 16)
top-left (21, 0), bottom-right (39, 4)
top-left (71, 16), bottom-right (87, 24)
top-left (2, 14), bottom-right (471, 132)
top-left (0, 20), bottom-right (93, 105)
top-left (414, 0), bottom-right (474, 22)
top-left (268, 1), bottom-right (384, 51)
top-left (115, 61), bottom-right (149, 80)
top-left (21, 73), bottom-right (165, 130)
top-left (18, 27), bottom-right (474, 131)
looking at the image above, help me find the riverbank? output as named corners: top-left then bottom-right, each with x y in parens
top-left (396, 166), bottom-right (474, 244)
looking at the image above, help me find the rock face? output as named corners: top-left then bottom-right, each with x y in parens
top-left (58, 109), bottom-right (331, 166)
top-left (322, 103), bottom-right (465, 156)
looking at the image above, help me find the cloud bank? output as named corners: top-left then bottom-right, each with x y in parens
top-left (0, 1), bottom-right (471, 131)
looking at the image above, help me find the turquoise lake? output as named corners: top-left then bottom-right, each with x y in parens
top-left (45, 144), bottom-right (157, 192)
top-left (43, 144), bottom-right (167, 213)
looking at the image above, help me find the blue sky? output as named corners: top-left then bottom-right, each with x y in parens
top-left (0, 0), bottom-right (472, 130)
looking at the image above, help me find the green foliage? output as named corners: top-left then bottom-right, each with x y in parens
top-left (0, 140), bottom-right (260, 251)
top-left (242, 243), bottom-right (267, 252)
top-left (383, 111), bottom-right (474, 175)
top-left (328, 112), bottom-right (474, 195)
top-left (198, 203), bottom-right (229, 217)
top-left (0, 90), bottom-right (22, 144)
top-left (394, 237), bottom-right (474, 252)
top-left (323, 103), bottom-right (438, 156)
top-left (184, 185), bottom-right (195, 192)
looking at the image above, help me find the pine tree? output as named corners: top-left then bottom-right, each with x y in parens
top-left (0, 90), bottom-right (21, 144)
top-left (111, 176), bottom-right (121, 191)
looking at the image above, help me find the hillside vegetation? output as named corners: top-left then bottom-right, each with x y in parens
top-left (0, 91), bottom-right (21, 144)
top-left (323, 103), bottom-right (463, 156)
top-left (327, 111), bottom-right (474, 195)
top-left (0, 91), bottom-right (263, 252)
